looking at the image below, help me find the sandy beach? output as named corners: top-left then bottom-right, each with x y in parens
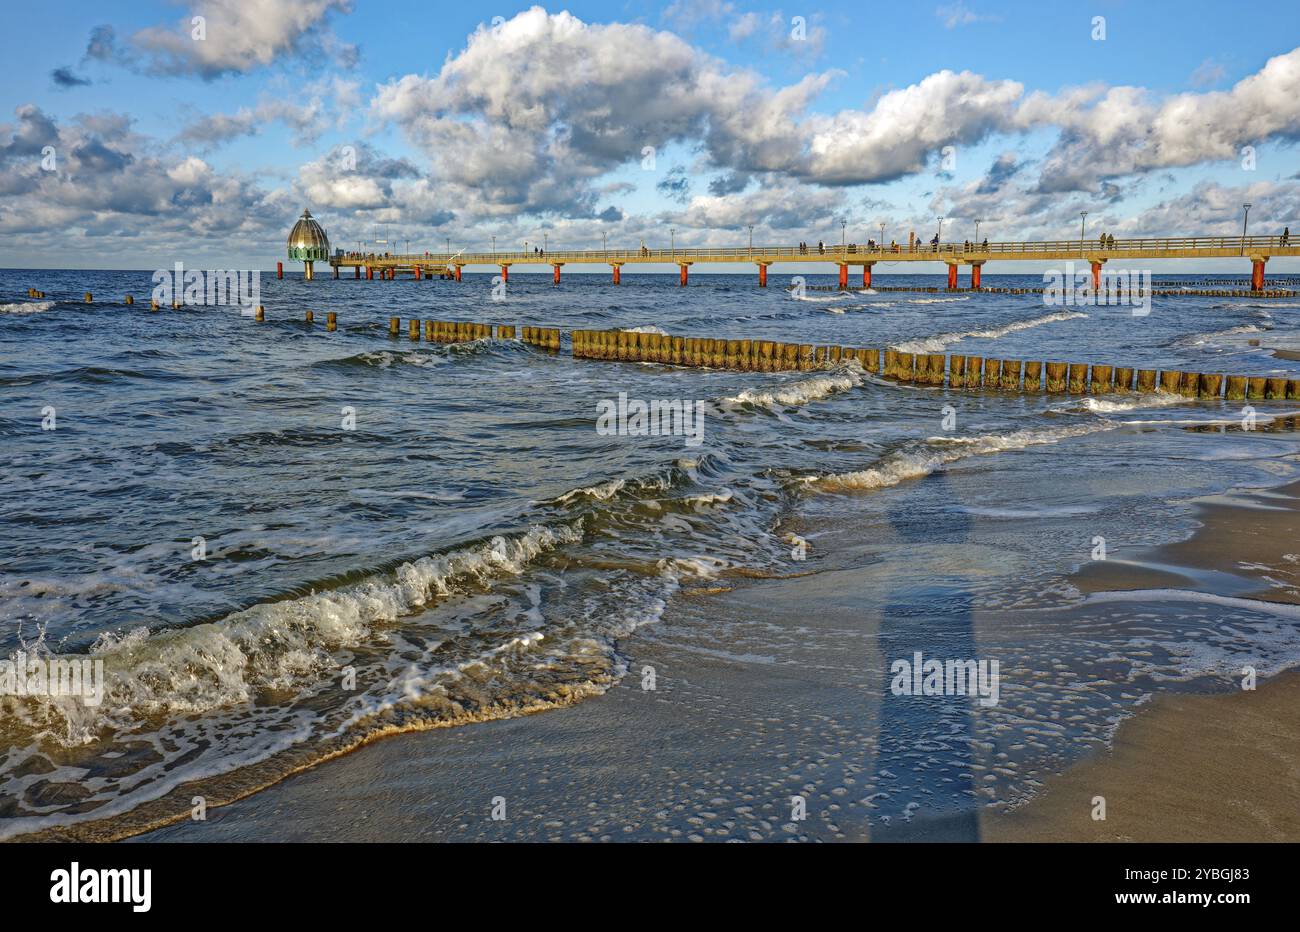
top-left (125, 473), bottom-right (1300, 843)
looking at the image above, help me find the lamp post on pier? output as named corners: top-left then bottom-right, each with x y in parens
top-left (1241, 203), bottom-right (1252, 254)
top-left (1079, 211), bottom-right (1088, 255)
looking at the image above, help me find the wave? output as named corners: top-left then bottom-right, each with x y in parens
top-left (808, 423), bottom-right (1111, 492)
top-left (893, 310), bottom-right (1087, 354)
top-left (721, 366), bottom-right (864, 409)
top-left (793, 293), bottom-right (852, 303)
top-left (332, 348), bottom-right (449, 369)
top-left (1176, 323), bottom-right (1270, 347)
top-left (621, 325), bottom-right (669, 335)
top-left (5, 522), bottom-right (586, 748)
top-left (0, 301), bottom-right (54, 314)
top-left (1057, 392), bottom-right (1189, 415)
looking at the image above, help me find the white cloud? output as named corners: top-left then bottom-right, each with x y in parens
top-left (1021, 47), bottom-right (1300, 191)
top-left (117, 0), bottom-right (356, 79)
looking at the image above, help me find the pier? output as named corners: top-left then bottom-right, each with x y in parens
top-left (327, 234), bottom-right (1300, 291)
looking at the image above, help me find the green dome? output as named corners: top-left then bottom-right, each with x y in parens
top-left (287, 209), bottom-right (330, 261)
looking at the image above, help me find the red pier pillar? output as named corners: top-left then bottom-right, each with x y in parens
top-left (758, 264), bottom-right (768, 287)
top-left (838, 264), bottom-right (848, 289)
top-left (611, 265), bottom-right (621, 285)
top-left (276, 261), bottom-right (283, 280)
top-left (366, 266), bottom-right (373, 280)
top-left (1252, 258), bottom-right (1266, 291)
top-left (862, 265), bottom-right (873, 288)
top-left (453, 265), bottom-right (462, 282)
top-left (500, 265), bottom-right (509, 283)
top-left (1090, 261), bottom-right (1103, 291)
top-left (553, 264), bottom-right (562, 285)
top-left (679, 264), bottom-right (689, 287)
top-left (947, 264), bottom-right (958, 289)
top-left (414, 266), bottom-right (422, 280)
top-left (971, 264), bottom-right (982, 290)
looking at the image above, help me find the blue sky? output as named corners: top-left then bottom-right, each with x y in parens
top-left (2, 0), bottom-right (1298, 271)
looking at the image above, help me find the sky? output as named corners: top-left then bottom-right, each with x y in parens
top-left (2, 0), bottom-right (1299, 272)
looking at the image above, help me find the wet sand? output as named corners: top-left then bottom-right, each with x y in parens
top-left (987, 479), bottom-right (1300, 841)
top-left (983, 671), bottom-right (1300, 841)
top-left (133, 480), bottom-right (1300, 844)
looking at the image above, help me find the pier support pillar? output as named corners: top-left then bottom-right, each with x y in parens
top-left (863, 264), bottom-right (874, 288)
top-left (354, 266), bottom-right (359, 279)
top-left (679, 263), bottom-right (691, 286)
top-left (1089, 260), bottom-right (1104, 291)
top-left (277, 262), bottom-right (283, 280)
top-left (305, 260), bottom-right (314, 281)
top-left (500, 264), bottom-right (509, 283)
top-left (366, 266), bottom-right (373, 280)
top-left (414, 266), bottom-right (422, 280)
top-left (758, 262), bottom-right (770, 287)
top-left (333, 264), bottom-right (339, 280)
top-left (970, 261), bottom-right (984, 291)
top-left (553, 263), bottom-right (562, 285)
top-left (946, 263), bottom-right (958, 289)
top-left (838, 264), bottom-right (848, 289)
top-left (611, 263), bottom-right (622, 285)
top-left (453, 265), bottom-right (462, 282)
top-left (1251, 256), bottom-right (1267, 291)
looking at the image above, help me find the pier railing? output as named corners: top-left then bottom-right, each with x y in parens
top-left (334, 234), bottom-right (1295, 266)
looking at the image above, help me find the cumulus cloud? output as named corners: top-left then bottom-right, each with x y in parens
top-left (87, 0), bottom-right (356, 80)
top-left (369, 7), bottom-right (1030, 219)
top-left (0, 104), bottom-right (292, 261)
top-left (176, 77), bottom-right (361, 152)
top-left (294, 141), bottom-right (420, 210)
top-left (1021, 47), bottom-right (1300, 191)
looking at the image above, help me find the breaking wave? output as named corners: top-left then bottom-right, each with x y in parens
top-left (0, 301), bottom-right (54, 314)
top-left (721, 365), bottom-right (864, 409)
top-left (894, 310), bottom-right (1088, 354)
top-left (808, 423), bottom-right (1111, 491)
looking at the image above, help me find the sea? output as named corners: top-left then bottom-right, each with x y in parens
top-left (3, 266), bottom-right (1300, 840)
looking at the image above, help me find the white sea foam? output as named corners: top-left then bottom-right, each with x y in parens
top-left (622, 325), bottom-right (669, 334)
top-left (894, 310), bottom-right (1088, 354)
top-left (721, 367), bottom-right (863, 409)
top-left (811, 423), bottom-right (1111, 491)
top-left (355, 350), bottom-right (445, 369)
top-left (793, 293), bottom-right (852, 303)
top-left (8, 522), bottom-right (584, 744)
top-left (1085, 588), bottom-right (1300, 624)
top-left (0, 301), bottom-right (54, 314)
top-left (1063, 392), bottom-right (1189, 415)
top-left (1179, 324), bottom-right (1268, 346)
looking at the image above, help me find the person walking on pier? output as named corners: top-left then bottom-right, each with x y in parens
top-left (1284, 227), bottom-right (1291, 246)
